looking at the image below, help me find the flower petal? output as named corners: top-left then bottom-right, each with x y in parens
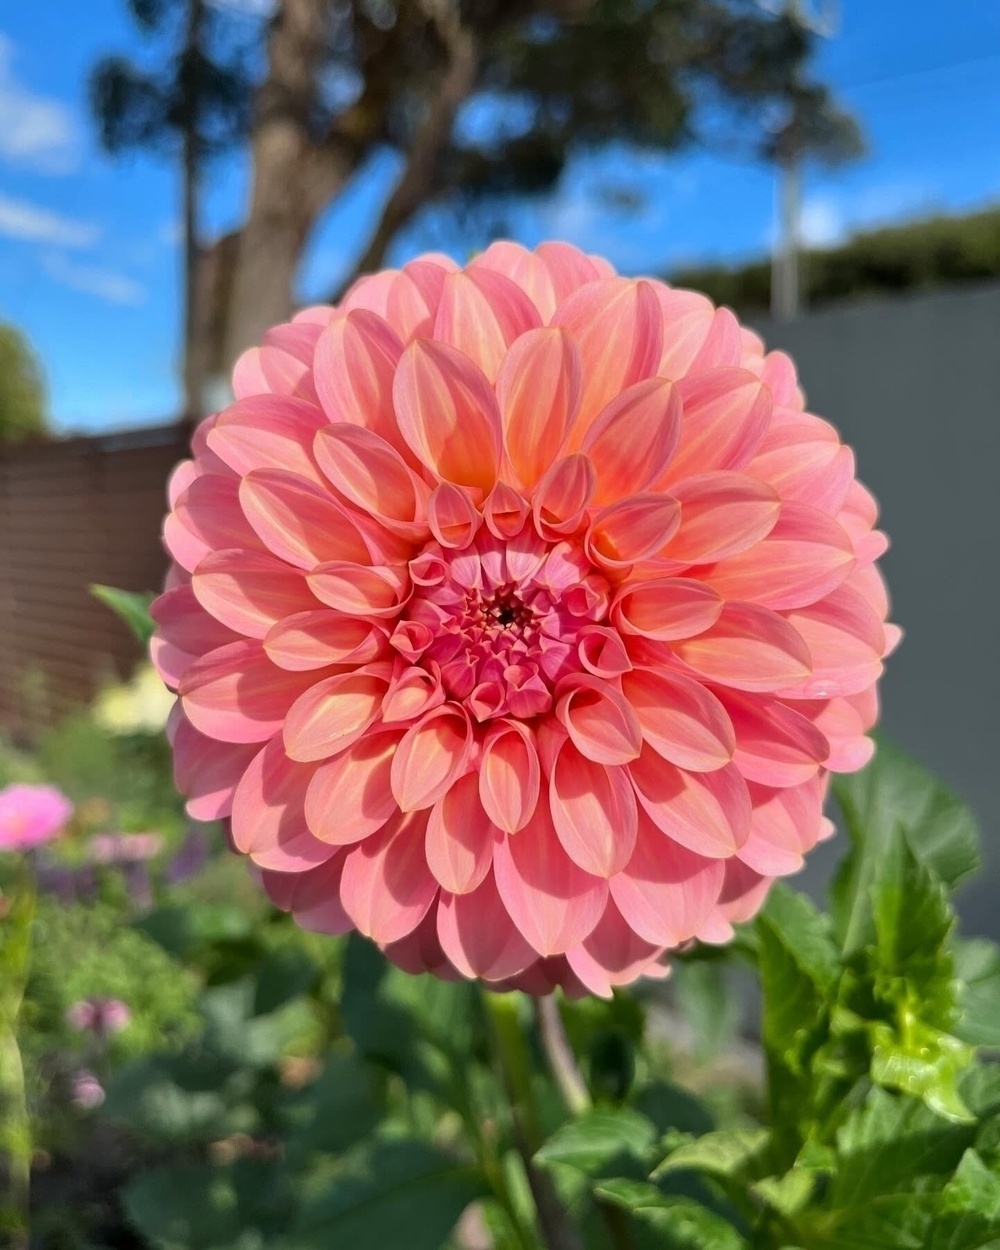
top-left (612, 578), bottom-right (724, 641)
top-left (629, 745), bottom-right (751, 857)
top-left (555, 675), bottom-right (642, 765)
top-left (339, 812), bottom-right (437, 944)
top-left (496, 327), bottom-right (581, 488)
top-left (586, 494), bottom-right (681, 570)
top-left (313, 423), bottom-right (428, 535)
top-left (263, 612), bottom-right (385, 671)
top-left (549, 739), bottom-right (637, 877)
top-left (433, 266), bottom-right (541, 380)
top-left (610, 810), bottom-right (725, 947)
top-left (208, 395), bottom-right (328, 484)
top-left (621, 669), bottom-right (735, 772)
top-left (480, 721), bottom-right (541, 834)
top-left (171, 715), bottom-right (257, 821)
top-left (283, 666), bottom-right (391, 762)
top-left (192, 550), bottom-right (318, 638)
top-left (664, 369), bottom-right (772, 482)
top-left (566, 897), bottom-right (666, 998)
top-left (240, 469), bottom-right (372, 569)
top-left (426, 772), bottom-right (496, 894)
top-left (393, 338), bottom-right (502, 492)
top-left (671, 603), bottom-right (812, 693)
top-left (231, 737), bottom-right (332, 870)
top-left (180, 640), bottom-right (317, 743)
top-left (716, 689), bottom-right (829, 787)
top-left (437, 868), bottom-right (537, 981)
top-left (303, 730), bottom-right (401, 845)
top-left (313, 309), bottom-right (405, 450)
top-left (390, 704), bottom-right (474, 811)
top-left (663, 472), bottom-right (781, 565)
top-left (493, 806), bottom-right (608, 956)
top-left (581, 378), bottom-right (681, 502)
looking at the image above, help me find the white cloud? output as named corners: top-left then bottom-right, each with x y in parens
top-left (158, 218), bottom-right (183, 247)
top-left (0, 193), bottom-right (99, 248)
top-left (799, 196), bottom-right (846, 248)
top-left (43, 253), bottom-right (147, 306)
top-left (0, 34), bottom-right (81, 174)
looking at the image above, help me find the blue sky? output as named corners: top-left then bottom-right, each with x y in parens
top-left (1, 0), bottom-right (998, 435)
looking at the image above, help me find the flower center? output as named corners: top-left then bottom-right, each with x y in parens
top-left (396, 529), bottom-right (612, 723)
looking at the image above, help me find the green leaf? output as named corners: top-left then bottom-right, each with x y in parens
top-left (123, 1159), bottom-right (292, 1250)
top-left (832, 741), bottom-right (980, 954)
top-left (671, 960), bottom-right (741, 1062)
top-left (594, 1179), bottom-right (749, 1250)
top-left (759, 884), bottom-right (840, 992)
top-left (955, 940), bottom-right (1000, 1049)
top-left (930, 1150), bottom-right (1000, 1250)
top-left (535, 1109), bottom-right (657, 1176)
top-left (865, 829), bottom-right (974, 1120)
top-left (91, 584), bottom-right (156, 645)
top-left (654, 1129), bottom-right (770, 1182)
top-left (295, 1139), bottom-right (487, 1250)
top-left (284, 1054), bottom-right (383, 1156)
top-left (104, 1059), bottom-right (231, 1144)
top-left (340, 934), bottom-right (476, 1088)
top-left (632, 1079), bottom-right (714, 1137)
top-left (832, 1087), bottom-right (975, 1207)
top-left (200, 979), bottom-right (307, 1068)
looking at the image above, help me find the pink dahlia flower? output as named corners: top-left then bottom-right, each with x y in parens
top-left (0, 784), bottom-right (73, 852)
top-left (153, 242), bottom-right (898, 997)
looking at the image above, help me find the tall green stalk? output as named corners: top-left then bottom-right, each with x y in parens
top-left (0, 867), bottom-right (36, 1250)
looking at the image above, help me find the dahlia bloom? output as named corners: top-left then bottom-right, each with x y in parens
top-left (0, 784), bottom-right (73, 852)
top-left (153, 241), bottom-right (897, 996)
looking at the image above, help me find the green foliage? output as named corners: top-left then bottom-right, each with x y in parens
top-left (91, 584), bottom-right (157, 646)
top-left (0, 322), bottom-right (48, 444)
top-left (672, 206), bottom-right (1000, 313)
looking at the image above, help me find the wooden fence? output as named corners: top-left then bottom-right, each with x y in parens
top-left (0, 425), bottom-right (188, 730)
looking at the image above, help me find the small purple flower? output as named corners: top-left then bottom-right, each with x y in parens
top-left (87, 832), bottom-right (163, 864)
top-left (0, 785), bottom-right (73, 852)
top-left (164, 825), bottom-right (210, 885)
top-left (70, 1070), bottom-right (105, 1110)
top-left (66, 997), bottom-right (131, 1037)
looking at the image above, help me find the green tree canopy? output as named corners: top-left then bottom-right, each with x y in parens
top-left (0, 323), bottom-right (49, 445)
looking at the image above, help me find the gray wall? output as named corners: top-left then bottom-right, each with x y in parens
top-left (754, 282), bottom-right (1000, 937)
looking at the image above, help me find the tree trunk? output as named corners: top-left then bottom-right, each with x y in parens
top-left (221, 0), bottom-right (349, 369)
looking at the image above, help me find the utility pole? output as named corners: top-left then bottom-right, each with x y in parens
top-left (768, 0), bottom-right (839, 321)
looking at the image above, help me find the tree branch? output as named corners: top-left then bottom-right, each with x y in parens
top-left (330, 0), bottom-right (478, 298)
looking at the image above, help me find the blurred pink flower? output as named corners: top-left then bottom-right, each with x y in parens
top-left (66, 997), bottom-right (131, 1036)
top-left (153, 242), bottom-right (898, 996)
top-left (87, 832), bottom-right (163, 863)
top-left (0, 784), bottom-right (73, 852)
top-left (69, 1069), bottom-right (105, 1110)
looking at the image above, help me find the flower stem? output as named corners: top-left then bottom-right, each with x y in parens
top-left (536, 996), bottom-right (590, 1117)
top-left (481, 991), bottom-right (585, 1250)
top-left (0, 868), bottom-right (36, 1250)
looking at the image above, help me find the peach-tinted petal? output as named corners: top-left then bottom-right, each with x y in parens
top-left (717, 689), bottom-right (829, 788)
top-left (536, 241), bottom-right (609, 302)
top-left (303, 730), bottom-right (402, 845)
top-left (701, 502), bottom-right (855, 611)
top-left (738, 775), bottom-right (827, 876)
top-left (496, 327), bottom-right (581, 488)
top-left (611, 578), bottom-right (724, 641)
top-left (240, 469), bottom-right (372, 569)
top-left (532, 453), bottom-right (596, 538)
top-left (621, 669), bottom-right (735, 772)
top-left (433, 266), bottom-right (541, 380)
top-left (779, 584), bottom-right (885, 698)
top-left (437, 868), bottom-right (537, 981)
top-left (493, 806), bottom-right (608, 957)
top-left (339, 812), bottom-right (437, 944)
top-left (208, 395), bottom-right (327, 484)
top-left (231, 737), bottom-right (331, 870)
top-left (610, 810), bottom-right (725, 947)
top-left (671, 603), bottom-right (812, 693)
top-left (586, 494), bottom-right (681, 570)
top-left (168, 474), bottom-right (265, 573)
top-left (425, 773), bottom-right (496, 894)
top-left (581, 377), bottom-right (682, 503)
top-left (180, 640), bottom-right (317, 743)
top-left (394, 338), bottom-right (502, 492)
top-left (473, 241), bottom-right (558, 321)
top-left (264, 612), bottom-right (384, 671)
top-left (307, 561), bottom-right (409, 619)
top-left (192, 550), bottom-right (318, 638)
top-left (171, 715), bottom-right (257, 821)
top-left (553, 278), bottom-right (663, 432)
top-left (427, 482), bottom-right (482, 549)
top-left (313, 423), bottom-right (428, 536)
top-left (629, 746), bottom-right (751, 858)
top-left (664, 369), bottom-right (772, 482)
top-left (480, 721), bottom-right (540, 834)
top-left (556, 675), bottom-right (642, 765)
top-left (651, 282), bottom-right (716, 378)
top-left (313, 309), bottom-right (405, 450)
top-left (663, 472), bottom-right (781, 565)
top-left (390, 704), bottom-right (473, 811)
top-left (262, 856), bottom-right (353, 935)
top-left (566, 897), bottom-right (666, 998)
top-left (283, 666), bottom-right (391, 762)
top-left (549, 740), bottom-right (637, 877)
